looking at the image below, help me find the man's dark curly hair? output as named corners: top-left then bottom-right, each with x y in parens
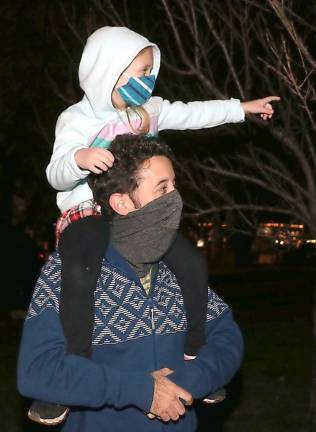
top-left (88, 134), bottom-right (174, 216)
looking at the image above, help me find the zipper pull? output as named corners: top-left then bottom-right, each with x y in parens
top-left (151, 307), bottom-right (155, 330)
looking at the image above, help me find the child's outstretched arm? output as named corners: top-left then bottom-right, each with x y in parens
top-left (155, 96), bottom-right (280, 132)
top-left (156, 98), bottom-right (245, 131)
top-left (46, 108), bottom-right (114, 192)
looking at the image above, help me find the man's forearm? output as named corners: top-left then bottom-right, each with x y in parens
top-left (18, 313), bottom-right (154, 412)
top-left (170, 310), bottom-right (243, 398)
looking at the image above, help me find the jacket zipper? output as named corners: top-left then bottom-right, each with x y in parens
top-left (148, 297), bottom-right (158, 370)
top-left (150, 305), bottom-right (155, 331)
top-left (135, 265), bottom-right (158, 370)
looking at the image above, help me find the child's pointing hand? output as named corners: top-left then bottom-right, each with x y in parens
top-left (241, 96), bottom-right (281, 120)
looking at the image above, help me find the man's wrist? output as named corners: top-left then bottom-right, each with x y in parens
top-left (118, 371), bottom-right (155, 412)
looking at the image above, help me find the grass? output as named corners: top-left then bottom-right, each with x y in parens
top-left (0, 268), bottom-right (313, 432)
top-left (197, 269), bottom-right (313, 432)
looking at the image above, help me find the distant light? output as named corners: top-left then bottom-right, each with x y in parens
top-left (280, 240), bottom-right (284, 245)
top-left (197, 239), bottom-right (205, 248)
top-left (262, 222), bottom-right (304, 229)
top-left (306, 239), bottom-right (316, 244)
top-left (275, 239), bottom-right (279, 243)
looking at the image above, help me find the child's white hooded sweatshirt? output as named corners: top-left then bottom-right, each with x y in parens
top-left (46, 26), bottom-right (245, 213)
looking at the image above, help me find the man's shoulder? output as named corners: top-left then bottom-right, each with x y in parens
top-left (39, 251), bottom-right (62, 278)
top-left (206, 288), bottom-right (230, 321)
top-left (156, 262), bottom-right (229, 321)
top-left (26, 252), bottom-right (61, 320)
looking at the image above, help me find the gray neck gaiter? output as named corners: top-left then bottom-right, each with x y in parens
top-left (110, 189), bottom-right (183, 278)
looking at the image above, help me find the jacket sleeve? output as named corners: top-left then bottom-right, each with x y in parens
top-left (17, 257), bottom-right (154, 412)
top-left (156, 97), bottom-right (245, 131)
top-left (170, 292), bottom-right (243, 399)
top-left (46, 108), bottom-right (91, 192)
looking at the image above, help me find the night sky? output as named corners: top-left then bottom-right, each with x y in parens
top-left (1, 0), bottom-right (314, 238)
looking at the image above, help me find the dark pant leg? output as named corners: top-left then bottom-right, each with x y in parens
top-left (163, 232), bottom-right (208, 356)
top-left (59, 215), bottom-right (109, 358)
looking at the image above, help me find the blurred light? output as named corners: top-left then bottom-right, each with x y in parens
top-left (197, 239), bottom-right (205, 248)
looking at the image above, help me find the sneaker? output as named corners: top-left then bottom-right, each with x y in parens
top-left (28, 401), bottom-right (69, 425)
top-left (202, 388), bottom-right (226, 404)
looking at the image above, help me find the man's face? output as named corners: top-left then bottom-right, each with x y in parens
top-left (131, 155), bottom-right (175, 209)
top-left (111, 155), bottom-right (176, 215)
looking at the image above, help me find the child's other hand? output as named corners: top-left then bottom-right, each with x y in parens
top-left (75, 148), bottom-right (115, 174)
top-left (241, 96), bottom-right (280, 120)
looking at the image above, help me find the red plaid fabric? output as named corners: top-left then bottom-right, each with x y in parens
top-left (55, 199), bottom-right (101, 246)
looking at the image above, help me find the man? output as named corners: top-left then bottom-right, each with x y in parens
top-left (18, 135), bottom-right (243, 431)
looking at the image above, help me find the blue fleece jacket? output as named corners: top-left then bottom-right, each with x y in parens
top-left (17, 245), bottom-right (243, 432)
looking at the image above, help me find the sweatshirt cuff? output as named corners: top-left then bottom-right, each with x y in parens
top-left (68, 147), bottom-right (91, 179)
top-left (229, 98), bottom-right (245, 123)
top-left (118, 371), bottom-right (154, 412)
top-left (169, 362), bottom-right (208, 399)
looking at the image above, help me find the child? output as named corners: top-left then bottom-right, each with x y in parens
top-left (28, 26), bottom-right (279, 425)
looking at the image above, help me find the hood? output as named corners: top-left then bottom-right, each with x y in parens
top-left (79, 26), bottom-right (161, 118)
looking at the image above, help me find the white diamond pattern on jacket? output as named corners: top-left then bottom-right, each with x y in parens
top-left (26, 253), bottom-right (61, 319)
top-left (26, 254), bottom-right (229, 346)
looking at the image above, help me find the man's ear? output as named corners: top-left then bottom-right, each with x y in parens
top-left (109, 193), bottom-right (132, 215)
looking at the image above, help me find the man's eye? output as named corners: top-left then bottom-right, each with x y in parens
top-left (160, 185), bottom-right (168, 194)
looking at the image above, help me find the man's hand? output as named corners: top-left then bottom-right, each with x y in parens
top-left (148, 369), bottom-right (193, 422)
top-left (75, 148), bottom-right (114, 173)
top-left (147, 368), bottom-right (173, 420)
top-left (151, 367), bottom-right (173, 380)
top-left (241, 96), bottom-right (280, 120)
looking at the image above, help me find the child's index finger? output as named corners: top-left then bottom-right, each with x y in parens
top-left (264, 96), bottom-right (281, 103)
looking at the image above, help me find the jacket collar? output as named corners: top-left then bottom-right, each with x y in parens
top-left (105, 243), bottom-right (142, 284)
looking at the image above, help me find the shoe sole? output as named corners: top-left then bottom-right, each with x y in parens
top-left (202, 396), bottom-right (226, 404)
top-left (28, 408), bottom-right (70, 425)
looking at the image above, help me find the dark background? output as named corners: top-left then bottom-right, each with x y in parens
top-left (0, 1), bottom-right (314, 431)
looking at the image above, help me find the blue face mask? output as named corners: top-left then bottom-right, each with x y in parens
top-left (116, 74), bottom-right (156, 107)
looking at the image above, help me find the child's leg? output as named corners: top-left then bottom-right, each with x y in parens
top-left (28, 215), bottom-right (109, 425)
top-left (163, 232), bottom-right (208, 356)
top-left (59, 215), bottom-right (109, 357)
top-left (164, 233), bottom-right (227, 405)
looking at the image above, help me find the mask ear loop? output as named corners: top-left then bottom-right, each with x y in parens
top-left (115, 101), bottom-right (142, 135)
